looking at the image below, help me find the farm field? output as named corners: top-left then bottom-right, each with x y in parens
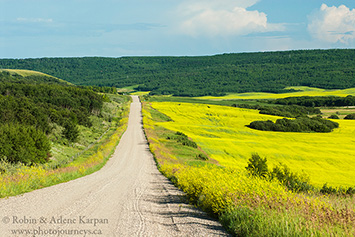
top-left (150, 101), bottom-right (355, 187)
top-left (142, 100), bottom-right (355, 236)
top-left (197, 86), bottom-right (355, 100)
top-left (0, 69), bottom-right (52, 77)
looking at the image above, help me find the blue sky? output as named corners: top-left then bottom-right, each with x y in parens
top-left (1, 0), bottom-right (355, 58)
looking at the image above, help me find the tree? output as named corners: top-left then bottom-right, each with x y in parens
top-left (0, 124), bottom-right (50, 164)
top-left (62, 121), bottom-right (79, 143)
top-left (245, 153), bottom-right (268, 178)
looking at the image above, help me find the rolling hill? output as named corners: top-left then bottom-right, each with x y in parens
top-left (0, 69), bottom-right (71, 85)
top-left (1, 49), bottom-right (355, 96)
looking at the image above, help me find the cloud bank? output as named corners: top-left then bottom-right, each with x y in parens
top-left (176, 0), bottom-right (284, 37)
top-left (308, 4), bottom-right (355, 44)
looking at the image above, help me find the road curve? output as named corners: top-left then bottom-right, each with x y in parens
top-left (0, 95), bottom-right (228, 236)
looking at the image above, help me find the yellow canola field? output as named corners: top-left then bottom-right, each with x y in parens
top-left (151, 102), bottom-right (355, 187)
top-left (197, 86), bottom-right (355, 100)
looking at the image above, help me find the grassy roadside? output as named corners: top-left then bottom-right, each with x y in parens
top-left (141, 100), bottom-right (355, 236)
top-left (0, 95), bottom-right (131, 198)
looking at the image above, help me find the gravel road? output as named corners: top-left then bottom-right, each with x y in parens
top-left (0, 95), bottom-right (228, 237)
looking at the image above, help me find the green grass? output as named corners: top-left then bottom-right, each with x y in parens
top-left (0, 69), bottom-right (72, 85)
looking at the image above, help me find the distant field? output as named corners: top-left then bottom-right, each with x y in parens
top-left (197, 86), bottom-right (355, 100)
top-left (151, 102), bottom-right (355, 187)
top-left (1, 69), bottom-right (50, 77)
top-left (321, 108), bottom-right (355, 119)
top-left (0, 69), bottom-right (71, 85)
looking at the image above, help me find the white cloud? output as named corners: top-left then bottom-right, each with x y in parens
top-left (176, 0), bottom-right (285, 37)
top-left (308, 4), bottom-right (355, 44)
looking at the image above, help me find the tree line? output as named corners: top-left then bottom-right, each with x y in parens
top-left (1, 49), bottom-right (355, 96)
top-left (232, 104), bottom-right (321, 118)
top-left (273, 95), bottom-right (355, 107)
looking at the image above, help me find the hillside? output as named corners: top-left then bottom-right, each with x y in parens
top-left (1, 49), bottom-right (355, 96)
top-left (0, 69), bottom-right (71, 85)
top-left (0, 69), bottom-right (118, 166)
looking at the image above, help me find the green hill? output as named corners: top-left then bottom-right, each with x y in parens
top-left (0, 69), bottom-right (107, 165)
top-left (1, 49), bottom-right (355, 96)
top-left (0, 69), bottom-right (71, 85)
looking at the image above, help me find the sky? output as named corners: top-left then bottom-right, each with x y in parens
top-left (1, 0), bottom-right (355, 58)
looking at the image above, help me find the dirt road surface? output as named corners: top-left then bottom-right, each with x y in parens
top-left (0, 96), bottom-right (228, 236)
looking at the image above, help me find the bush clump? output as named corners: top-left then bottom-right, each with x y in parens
top-left (344, 113), bottom-right (355, 120)
top-left (0, 124), bottom-right (51, 164)
top-left (320, 183), bottom-right (355, 196)
top-left (170, 131), bottom-right (198, 148)
top-left (248, 117), bottom-right (339, 133)
top-left (196, 153), bottom-right (209, 161)
top-left (328, 114), bottom-right (339, 119)
top-left (246, 153), bottom-right (313, 193)
top-left (270, 163), bottom-right (313, 193)
top-left (245, 153), bottom-right (268, 178)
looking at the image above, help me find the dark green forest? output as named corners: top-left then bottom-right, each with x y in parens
top-left (0, 71), bottom-right (105, 165)
top-left (272, 95), bottom-right (355, 107)
top-left (233, 104), bottom-right (321, 118)
top-left (1, 49), bottom-right (355, 96)
top-left (248, 117), bottom-right (339, 133)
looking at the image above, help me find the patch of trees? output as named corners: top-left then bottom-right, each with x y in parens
top-left (1, 49), bottom-right (355, 96)
top-left (273, 95), bottom-right (355, 107)
top-left (233, 104), bottom-right (321, 118)
top-left (0, 124), bottom-right (51, 164)
top-left (328, 114), bottom-right (339, 119)
top-left (344, 113), bottom-right (355, 120)
top-left (0, 74), bottom-right (105, 165)
top-left (247, 117), bottom-right (339, 133)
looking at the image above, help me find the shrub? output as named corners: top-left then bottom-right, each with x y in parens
top-left (245, 153), bottom-right (268, 178)
top-left (328, 114), bottom-right (339, 119)
top-left (196, 153), bottom-right (209, 161)
top-left (270, 163), bottom-right (313, 193)
top-left (174, 131), bottom-right (198, 148)
top-left (320, 183), bottom-right (355, 196)
top-left (344, 113), bottom-right (355, 120)
top-left (62, 121), bottom-right (79, 143)
top-left (320, 183), bottom-right (338, 195)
